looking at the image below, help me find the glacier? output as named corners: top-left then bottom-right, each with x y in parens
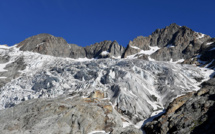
top-left (0, 45), bottom-right (213, 127)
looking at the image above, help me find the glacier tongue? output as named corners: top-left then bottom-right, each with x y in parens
top-left (0, 46), bottom-right (213, 125)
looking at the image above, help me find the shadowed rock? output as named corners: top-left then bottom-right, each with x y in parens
top-left (143, 78), bottom-right (215, 134)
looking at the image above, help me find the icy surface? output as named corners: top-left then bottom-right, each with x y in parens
top-left (0, 45), bottom-right (213, 126)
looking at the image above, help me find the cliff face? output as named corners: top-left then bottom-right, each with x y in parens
top-left (17, 34), bottom-right (73, 57)
top-left (84, 40), bottom-right (125, 58)
top-left (144, 78), bottom-right (215, 134)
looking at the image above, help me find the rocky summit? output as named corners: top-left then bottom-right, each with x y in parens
top-left (0, 23), bottom-right (215, 134)
top-left (17, 34), bottom-right (125, 59)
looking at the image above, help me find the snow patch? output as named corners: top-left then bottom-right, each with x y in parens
top-left (126, 46), bottom-right (160, 59)
top-left (0, 45), bottom-right (10, 49)
top-left (196, 32), bottom-right (205, 39)
top-left (148, 56), bottom-right (155, 61)
top-left (36, 42), bottom-right (44, 47)
top-left (139, 46), bottom-right (160, 55)
top-left (0, 62), bottom-right (9, 72)
top-left (141, 110), bottom-right (166, 128)
top-left (206, 42), bottom-right (214, 45)
top-left (88, 130), bottom-right (108, 134)
top-left (101, 51), bottom-right (109, 56)
top-left (123, 121), bottom-right (132, 128)
top-left (169, 59), bottom-right (185, 63)
top-left (130, 45), bottom-right (141, 50)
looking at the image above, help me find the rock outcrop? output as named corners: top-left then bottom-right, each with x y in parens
top-left (143, 78), bottom-right (215, 134)
top-left (85, 40), bottom-right (124, 58)
top-left (122, 23), bottom-right (211, 63)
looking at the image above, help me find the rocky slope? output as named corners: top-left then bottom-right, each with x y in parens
top-left (143, 78), bottom-right (215, 134)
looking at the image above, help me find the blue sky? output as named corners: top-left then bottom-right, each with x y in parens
top-left (0, 0), bottom-right (215, 47)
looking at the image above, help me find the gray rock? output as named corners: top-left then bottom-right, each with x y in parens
top-left (17, 34), bottom-right (124, 59)
top-left (85, 40), bottom-right (124, 58)
top-left (17, 33), bottom-right (73, 58)
top-left (0, 95), bottom-right (123, 134)
top-left (69, 43), bottom-right (87, 58)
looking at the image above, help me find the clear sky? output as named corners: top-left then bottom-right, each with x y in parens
top-left (0, 0), bottom-right (215, 47)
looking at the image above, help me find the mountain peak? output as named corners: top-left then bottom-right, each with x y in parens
top-left (17, 33), bottom-right (70, 57)
top-left (169, 23), bottom-right (180, 27)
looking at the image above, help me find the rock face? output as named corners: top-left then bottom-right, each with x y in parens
top-left (122, 36), bottom-right (150, 58)
top-left (143, 78), bottom-right (215, 134)
top-left (17, 34), bottom-right (73, 58)
top-left (85, 40), bottom-right (124, 58)
top-left (69, 43), bottom-right (87, 58)
top-left (197, 38), bottom-right (215, 67)
top-left (122, 23), bottom-right (211, 63)
top-left (0, 94), bottom-right (121, 134)
top-left (17, 34), bottom-right (124, 59)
